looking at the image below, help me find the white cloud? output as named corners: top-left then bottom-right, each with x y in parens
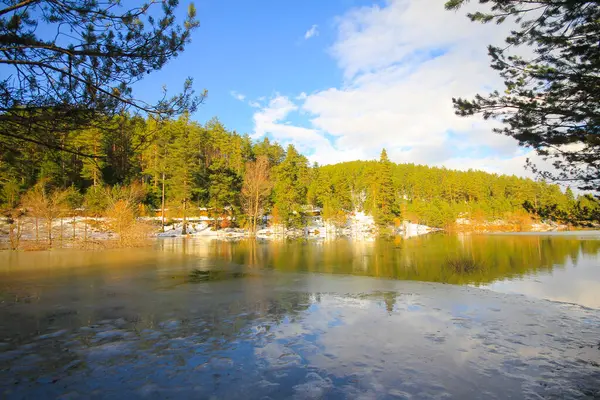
top-left (252, 95), bottom-right (327, 152)
top-left (304, 24), bottom-right (319, 40)
top-left (301, 0), bottom-right (513, 160)
top-left (230, 91), bottom-right (246, 101)
top-left (249, 0), bottom-right (556, 179)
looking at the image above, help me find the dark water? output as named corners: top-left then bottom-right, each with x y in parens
top-left (1, 234), bottom-right (599, 399)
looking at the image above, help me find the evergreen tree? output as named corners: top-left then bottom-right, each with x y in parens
top-left (0, 109), bottom-right (595, 233)
top-left (208, 159), bottom-right (242, 229)
top-left (273, 145), bottom-right (309, 228)
top-left (373, 149), bottom-right (400, 228)
top-left (253, 138), bottom-right (285, 167)
top-left (74, 128), bottom-right (106, 187)
top-left (141, 118), bottom-right (175, 230)
top-left (166, 116), bottom-right (201, 234)
top-left (0, 0), bottom-right (203, 155)
top-left (446, 0), bottom-right (600, 191)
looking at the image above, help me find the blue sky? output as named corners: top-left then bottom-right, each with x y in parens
top-left (137, 0), bottom-right (371, 133)
top-left (135, 0), bottom-right (552, 178)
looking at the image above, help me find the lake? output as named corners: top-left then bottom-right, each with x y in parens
top-left (1, 233), bottom-right (599, 399)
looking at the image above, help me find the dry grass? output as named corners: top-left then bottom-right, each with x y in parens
top-left (20, 241), bottom-right (52, 251)
top-left (450, 210), bottom-right (535, 233)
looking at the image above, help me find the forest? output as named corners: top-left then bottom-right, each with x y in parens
top-left (1, 0), bottom-right (598, 245)
top-left (1, 113), bottom-right (598, 240)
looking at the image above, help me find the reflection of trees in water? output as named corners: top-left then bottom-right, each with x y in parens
top-left (173, 290), bottom-right (313, 346)
top-left (193, 235), bottom-right (600, 286)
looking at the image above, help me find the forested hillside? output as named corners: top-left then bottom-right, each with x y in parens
top-left (1, 114), bottom-right (597, 232)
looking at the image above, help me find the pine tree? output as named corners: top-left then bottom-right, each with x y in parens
top-left (373, 149), bottom-right (400, 229)
top-left (141, 118), bottom-right (176, 230)
top-left (446, 0), bottom-right (600, 191)
top-left (208, 159), bottom-right (242, 229)
top-left (0, 1), bottom-right (203, 155)
top-left (167, 116), bottom-right (201, 234)
top-left (273, 145), bottom-right (309, 228)
top-left (253, 138), bottom-right (285, 167)
top-left (75, 128), bottom-right (106, 187)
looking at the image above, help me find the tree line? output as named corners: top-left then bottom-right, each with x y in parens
top-left (1, 113), bottom-right (598, 238)
top-left (1, 0), bottom-right (598, 242)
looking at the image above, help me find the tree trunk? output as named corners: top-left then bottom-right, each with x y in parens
top-left (9, 217), bottom-right (22, 250)
top-left (154, 146), bottom-right (159, 189)
top-left (182, 199), bottom-right (187, 235)
top-left (72, 215), bottom-right (76, 239)
top-left (84, 215), bottom-right (88, 243)
top-left (9, 223), bottom-right (16, 250)
top-left (93, 142), bottom-right (98, 187)
top-left (182, 175), bottom-right (188, 235)
top-left (161, 172), bottom-right (166, 232)
top-left (47, 218), bottom-right (53, 246)
top-left (253, 190), bottom-right (260, 236)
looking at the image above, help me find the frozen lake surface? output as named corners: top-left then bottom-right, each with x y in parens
top-left (1, 234), bottom-right (599, 399)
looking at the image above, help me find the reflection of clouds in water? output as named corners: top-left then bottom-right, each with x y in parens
top-left (3, 235), bottom-right (600, 398)
top-left (252, 288), bottom-right (600, 398)
top-left (301, 295), bottom-right (484, 397)
top-left (483, 253), bottom-right (600, 308)
top-left (2, 282), bottom-right (600, 399)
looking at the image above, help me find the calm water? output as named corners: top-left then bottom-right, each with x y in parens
top-left (1, 233), bottom-right (599, 399)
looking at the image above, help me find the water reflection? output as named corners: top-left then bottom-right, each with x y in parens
top-left (159, 234), bottom-right (600, 285)
top-left (156, 234), bottom-right (600, 308)
top-left (1, 278), bottom-right (599, 399)
top-left (1, 236), bottom-right (600, 399)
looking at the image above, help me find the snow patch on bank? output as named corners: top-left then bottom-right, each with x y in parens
top-left (154, 212), bottom-right (438, 241)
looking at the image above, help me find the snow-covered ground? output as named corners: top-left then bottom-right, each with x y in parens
top-left (155, 212), bottom-right (438, 241)
top-left (400, 221), bottom-right (441, 238)
top-left (1, 211), bottom-right (439, 246)
top-left (0, 216), bottom-right (111, 243)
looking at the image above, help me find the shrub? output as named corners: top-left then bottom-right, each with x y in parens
top-left (445, 256), bottom-right (482, 274)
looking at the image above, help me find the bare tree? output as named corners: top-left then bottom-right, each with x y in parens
top-left (104, 183), bottom-right (152, 246)
top-left (21, 183), bottom-right (45, 241)
top-left (5, 208), bottom-right (24, 250)
top-left (22, 182), bottom-right (69, 245)
top-left (241, 156), bottom-right (272, 235)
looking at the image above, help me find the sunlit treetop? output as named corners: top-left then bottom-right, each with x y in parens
top-left (0, 0), bottom-right (205, 156)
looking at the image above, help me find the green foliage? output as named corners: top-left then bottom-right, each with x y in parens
top-left (166, 115), bottom-right (202, 206)
top-left (373, 149), bottom-right (400, 228)
top-left (0, 0), bottom-right (203, 156)
top-left (273, 145), bottom-right (309, 228)
top-left (0, 178), bottom-right (21, 210)
top-left (315, 159), bottom-right (585, 228)
top-left (446, 0), bottom-right (600, 191)
top-left (0, 112), bottom-right (594, 230)
top-left (84, 187), bottom-right (110, 217)
top-left (253, 138), bottom-right (285, 166)
top-left (63, 186), bottom-right (84, 211)
top-left (208, 161), bottom-right (242, 227)
top-left (75, 128), bottom-right (106, 187)
top-left (231, 234), bottom-right (600, 285)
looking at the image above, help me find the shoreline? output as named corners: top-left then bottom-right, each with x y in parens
top-left (0, 215), bottom-right (589, 251)
top-left (2, 226), bottom-right (595, 251)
